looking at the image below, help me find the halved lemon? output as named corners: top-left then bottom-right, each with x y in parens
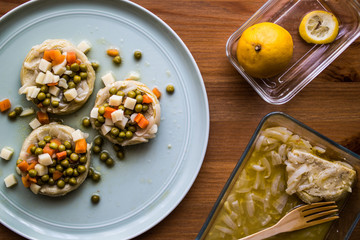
top-left (299, 10), bottom-right (339, 44)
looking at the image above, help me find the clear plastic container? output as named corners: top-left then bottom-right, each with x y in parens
top-left (226, 0), bottom-right (360, 104)
top-left (197, 112), bottom-right (360, 240)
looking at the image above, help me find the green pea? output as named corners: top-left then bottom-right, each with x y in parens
top-left (37, 92), bottom-right (46, 101)
top-left (66, 167), bottom-right (74, 176)
top-left (97, 115), bottom-right (105, 123)
top-left (77, 165), bottom-right (86, 174)
top-left (73, 169), bottom-right (79, 177)
top-left (46, 93), bottom-right (51, 98)
top-left (113, 144), bottom-right (122, 152)
top-left (88, 168), bottom-right (94, 178)
top-left (134, 50), bottom-right (142, 60)
top-left (125, 131), bottom-right (133, 139)
top-left (80, 156), bottom-right (87, 164)
top-left (57, 179), bottom-right (65, 188)
top-left (33, 98), bottom-right (40, 104)
top-left (94, 120), bottom-right (103, 127)
top-left (40, 85), bottom-right (49, 93)
top-left (8, 111), bottom-right (17, 119)
top-left (64, 141), bottom-right (72, 149)
top-left (69, 177), bottom-right (77, 186)
top-left (14, 106), bottom-right (23, 115)
top-left (116, 90), bottom-right (125, 96)
top-left (166, 84), bottom-right (175, 93)
top-left (51, 100), bottom-right (59, 108)
top-left (66, 149), bottom-right (72, 156)
top-left (37, 179), bottom-right (44, 186)
top-left (136, 95), bottom-right (143, 103)
top-left (99, 151), bottom-right (109, 162)
top-left (119, 131), bottom-right (126, 138)
top-left (103, 103), bottom-right (109, 108)
top-left (94, 136), bottom-right (103, 146)
top-left (66, 65), bottom-right (71, 70)
top-left (135, 104), bottom-right (143, 113)
top-left (124, 109), bottom-right (133, 115)
top-left (73, 75), bottom-right (82, 84)
top-left (48, 178), bottom-right (55, 185)
top-left (30, 146), bottom-right (37, 154)
top-left (105, 158), bottom-right (115, 167)
top-left (41, 174), bottom-right (49, 182)
top-left (28, 169), bottom-right (37, 178)
top-left (142, 104), bottom-right (149, 112)
top-left (113, 56), bottom-right (122, 64)
top-left (111, 127), bottom-right (120, 137)
top-left (70, 153), bottom-right (79, 161)
top-left (127, 91), bottom-right (136, 98)
top-left (80, 64), bottom-right (87, 72)
top-left (48, 167), bottom-right (56, 174)
top-left (38, 140), bottom-right (46, 148)
top-left (62, 74), bottom-right (70, 81)
top-left (42, 98), bottom-right (51, 107)
top-left (50, 159), bottom-right (57, 167)
top-left (82, 117), bottom-right (91, 128)
top-left (58, 144), bottom-right (66, 152)
top-left (92, 145), bottom-right (101, 154)
top-left (92, 173), bottom-right (101, 182)
top-left (44, 136), bottom-right (52, 143)
top-left (117, 151), bottom-right (125, 159)
top-left (109, 87), bottom-right (118, 95)
top-left (35, 148), bottom-right (43, 155)
top-left (91, 62), bottom-right (99, 71)
top-left (91, 194), bottom-right (100, 204)
top-left (80, 72), bottom-right (87, 80)
top-left (56, 165), bottom-right (64, 172)
top-left (135, 89), bottom-right (142, 96)
top-left (16, 159), bottom-right (23, 166)
top-left (68, 81), bottom-right (76, 89)
top-left (98, 106), bottom-right (105, 115)
top-left (71, 63), bottom-right (80, 72)
top-left (49, 142), bottom-right (58, 149)
top-left (61, 159), bottom-right (70, 168)
top-left (118, 105), bottom-right (125, 111)
top-left (128, 126), bottom-right (136, 132)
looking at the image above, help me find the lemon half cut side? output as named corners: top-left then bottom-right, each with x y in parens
top-left (299, 10), bottom-right (339, 44)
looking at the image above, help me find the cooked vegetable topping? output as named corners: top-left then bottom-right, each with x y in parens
top-left (0, 99), bottom-right (11, 112)
top-left (91, 194), bottom-right (100, 204)
top-left (166, 84), bottom-right (175, 93)
top-left (134, 50), bottom-right (142, 60)
top-left (152, 87), bottom-right (161, 99)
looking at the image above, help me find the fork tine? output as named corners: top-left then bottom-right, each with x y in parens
top-left (304, 209), bottom-right (339, 222)
top-left (303, 215), bottom-right (339, 228)
top-left (300, 201), bottom-right (336, 211)
top-left (302, 205), bottom-right (338, 216)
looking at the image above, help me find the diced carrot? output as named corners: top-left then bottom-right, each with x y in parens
top-left (37, 111), bottom-right (49, 124)
top-left (43, 50), bottom-right (52, 61)
top-left (75, 138), bottom-right (87, 154)
top-left (138, 117), bottom-right (149, 129)
top-left (76, 59), bottom-right (81, 65)
top-left (103, 107), bottom-right (117, 119)
top-left (107, 48), bottom-right (119, 57)
top-left (49, 49), bottom-right (62, 61)
top-left (134, 113), bottom-right (144, 123)
top-left (0, 99), bottom-right (11, 112)
top-left (52, 54), bottom-right (65, 65)
top-left (43, 143), bottom-right (55, 156)
top-left (152, 87), bottom-right (161, 99)
top-left (53, 170), bottom-right (63, 181)
top-left (50, 138), bottom-right (62, 146)
top-left (21, 176), bottom-right (31, 188)
top-left (17, 160), bottom-right (29, 172)
top-left (142, 95), bottom-right (153, 104)
top-left (37, 103), bottom-right (44, 108)
top-left (47, 82), bottom-right (58, 86)
top-left (27, 144), bottom-right (35, 154)
top-left (26, 161), bottom-right (38, 171)
top-left (56, 151), bottom-right (67, 161)
top-left (66, 51), bottom-right (77, 65)
top-left (28, 176), bottom-right (37, 184)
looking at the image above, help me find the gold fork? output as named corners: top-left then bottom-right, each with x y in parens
top-left (239, 201), bottom-right (339, 240)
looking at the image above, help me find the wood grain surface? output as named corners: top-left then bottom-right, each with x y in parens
top-left (1, 0), bottom-right (360, 239)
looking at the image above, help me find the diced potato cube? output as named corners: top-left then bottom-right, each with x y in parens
top-left (109, 95), bottom-right (123, 106)
top-left (101, 72), bottom-right (115, 86)
top-left (115, 116), bottom-right (129, 129)
top-left (124, 97), bottom-right (137, 110)
top-left (101, 125), bottom-right (112, 135)
top-left (35, 72), bottom-right (46, 84)
top-left (0, 147), bottom-right (14, 160)
top-left (34, 164), bottom-right (48, 176)
top-left (111, 109), bottom-right (124, 123)
top-left (30, 183), bottom-right (41, 194)
top-left (53, 75), bottom-right (60, 84)
top-left (38, 59), bottom-right (52, 72)
top-left (16, 166), bottom-right (21, 175)
top-left (29, 118), bottom-right (42, 129)
top-left (30, 87), bottom-right (41, 99)
top-left (38, 153), bottom-right (53, 166)
top-left (43, 71), bottom-right (54, 84)
top-left (127, 71), bottom-right (140, 80)
top-left (105, 118), bottom-right (113, 126)
top-left (52, 59), bottom-right (67, 75)
top-left (72, 129), bottom-right (84, 142)
top-left (49, 86), bottom-right (60, 96)
top-left (77, 40), bottom-right (92, 54)
top-left (20, 108), bottom-right (35, 117)
top-left (58, 78), bottom-right (68, 89)
top-left (4, 174), bottom-right (17, 188)
top-left (64, 88), bottom-right (78, 101)
top-left (90, 108), bottom-right (99, 119)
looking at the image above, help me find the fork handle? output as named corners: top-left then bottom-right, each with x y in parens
top-left (239, 224), bottom-right (283, 240)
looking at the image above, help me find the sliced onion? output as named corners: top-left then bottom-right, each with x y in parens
top-left (261, 157), bottom-right (271, 178)
top-left (215, 225), bottom-right (234, 235)
top-left (261, 215), bottom-right (272, 226)
top-left (272, 194), bottom-right (288, 214)
top-left (245, 193), bottom-right (255, 217)
top-left (255, 135), bottom-right (265, 151)
top-left (252, 164), bottom-right (265, 171)
top-left (271, 172), bottom-right (281, 196)
top-left (223, 214), bottom-right (237, 230)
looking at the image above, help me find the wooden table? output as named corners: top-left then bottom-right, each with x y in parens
top-left (1, 0), bottom-right (360, 239)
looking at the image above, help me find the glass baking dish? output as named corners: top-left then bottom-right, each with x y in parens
top-left (197, 112), bottom-right (360, 240)
top-left (226, 0), bottom-right (360, 104)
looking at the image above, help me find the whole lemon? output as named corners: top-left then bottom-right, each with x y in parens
top-left (236, 22), bottom-right (293, 79)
